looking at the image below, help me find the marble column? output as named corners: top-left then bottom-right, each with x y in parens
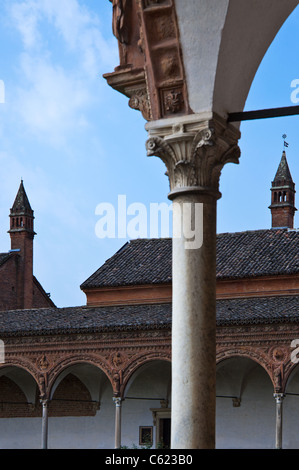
top-left (113, 396), bottom-right (123, 449)
top-left (146, 113), bottom-right (240, 449)
top-left (40, 398), bottom-right (49, 449)
top-left (274, 393), bottom-right (285, 449)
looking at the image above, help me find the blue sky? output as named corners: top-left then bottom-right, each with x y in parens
top-left (0, 1), bottom-right (298, 308)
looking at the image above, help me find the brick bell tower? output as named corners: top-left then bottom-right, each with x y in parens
top-left (8, 180), bottom-right (36, 309)
top-left (269, 150), bottom-right (297, 229)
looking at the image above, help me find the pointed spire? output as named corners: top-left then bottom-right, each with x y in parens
top-left (273, 150), bottom-right (293, 186)
top-left (9, 180), bottom-right (35, 236)
top-left (10, 180), bottom-right (33, 217)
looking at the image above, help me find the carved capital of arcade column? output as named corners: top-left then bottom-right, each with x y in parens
top-left (146, 113), bottom-right (240, 200)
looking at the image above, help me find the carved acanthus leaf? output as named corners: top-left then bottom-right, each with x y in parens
top-left (146, 122), bottom-right (241, 196)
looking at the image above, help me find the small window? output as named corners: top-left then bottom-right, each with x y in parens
top-left (139, 426), bottom-right (153, 447)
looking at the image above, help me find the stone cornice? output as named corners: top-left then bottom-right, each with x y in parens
top-left (84, 283), bottom-right (172, 307)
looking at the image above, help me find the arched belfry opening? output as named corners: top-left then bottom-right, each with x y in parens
top-left (105, 0), bottom-right (299, 449)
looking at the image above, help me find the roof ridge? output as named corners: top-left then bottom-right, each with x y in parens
top-left (217, 228), bottom-right (287, 237)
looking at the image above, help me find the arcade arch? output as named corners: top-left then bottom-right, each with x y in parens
top-left (121, 360), bottom-right (171, 448)
top-left (216, 356), bottom-right (275, 449)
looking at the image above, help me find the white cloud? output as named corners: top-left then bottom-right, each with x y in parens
top-left (10, 0), bottom-right (118, 75)
top-left (40, 0), bottom-right (114, 76)
top-left (10, 0), bottom-right (42, 50)
top-left (8, 0), bottom-right (118, 144)
top-left (14, 53), bottom-right (90, 144)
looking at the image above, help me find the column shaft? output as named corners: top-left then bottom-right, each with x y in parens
top-left (113, 397), bottom-right (122, 449)
top-left (274, 393), bottom-right (284, 449)
top-left (145, 115), bottom-right (240, 450)
top-left (171, 193), bottom-right (216, 449)
top-left (41, 399), bottom-right (48, 450)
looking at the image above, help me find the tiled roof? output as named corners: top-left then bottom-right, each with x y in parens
top-left (216, 295), bottom-right (299, 326)
top-left (216, 229), bottom-right (299, 279)
top-left (81, 229), bottom-right (299, 288)
top-left (81, 238), bottom-right (172, 288)
top-left (0, 303), bottom-right (172, 336)
top-left (0, 296), bottom-right (298, 336)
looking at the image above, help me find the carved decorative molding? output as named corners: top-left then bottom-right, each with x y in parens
top-left (162, 88), bottom-right (184, 115)
top-left (2, 319), bottom-right (299, 399)
top-left (128, 88), bottom-right (152, 120)
top-left (105, 0), bottom-right (188, 121)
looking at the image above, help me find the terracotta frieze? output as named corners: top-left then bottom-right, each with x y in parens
top-left (105, 0), bottom-right (189, 121)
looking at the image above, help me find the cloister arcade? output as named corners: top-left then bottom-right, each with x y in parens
top-left (1, 347), bottom-right (299, 449)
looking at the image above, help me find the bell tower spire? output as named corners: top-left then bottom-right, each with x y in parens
top-left (8, 180), bottom-right (36, 309)
top-left (269, 144), bottom-right (296, 229)
top-left (9, 179), bottom-right (35, 238)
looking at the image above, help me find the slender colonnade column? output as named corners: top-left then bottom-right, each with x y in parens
top-left (171, 192), bottom-right (217, 448)
top-left (274, 393), bottom-right (285, 449)
top-left (113, 396), bottom-right (123, 449)
top-left (146, 114), bottom-right (240, 448)
top-left (40, 398), bottom-right (49, 449)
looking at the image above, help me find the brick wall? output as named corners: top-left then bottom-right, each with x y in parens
top-left (10, 231), bottom-right (33, 309)
top-left (0, 373), bottom-right (97, 418)
top-left (32, 279), bottom-right (55, 308)
top-left (0, 376), bottom-right (39, 418)
top-left (49, 374), bottom-right (98, 417)
top-left (0, 256), bottom-right (18, 311)
top-left (271, 206), bottom-right (295, 229)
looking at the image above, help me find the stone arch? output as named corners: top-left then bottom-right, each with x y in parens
top-left (216, 354), bottom-right (276, 448)
top-left (0, 361), bottom-right (39, 390)
top-left (108, 0), bottom-right (299, 123)
top-left (120, 358), bottom-right (171, 449)
top-left (214, 1), bottom-right (298, 119)
top-left (174, 0), bottom-right (299, 120)
top-left (49, 372), bottom-right (100, 417)
top-left (216, 348), bottom-right (274, 388)
top-left (216, 353), bottom-right (274, 401)
top-left (47, 355), bottom-right (114, 399)
top-left (121, 352), bottom-right (171, 397)
top-left (284, 360), bottom-right (299, 393)
top-left (0, 364), bottom-right (40, 417)
top-left (124, 358), bottom-right (171, 400)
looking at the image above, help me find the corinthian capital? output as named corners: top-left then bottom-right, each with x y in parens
top-left (145, 114), bottom-right (241, 200)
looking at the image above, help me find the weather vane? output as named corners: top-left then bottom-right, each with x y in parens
top-left (282, 134), bottom-right (289, 149)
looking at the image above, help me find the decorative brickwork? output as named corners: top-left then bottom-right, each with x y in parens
top-left (0, 316), bottom-right (298, 416)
